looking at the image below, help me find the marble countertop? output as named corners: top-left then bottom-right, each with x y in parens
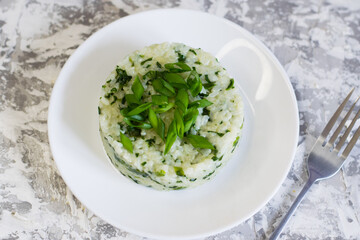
top-left (1, 0), bottom-right (359, 239)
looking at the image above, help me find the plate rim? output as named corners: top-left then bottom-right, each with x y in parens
top-left (48, 8), bottom-right (299, 239)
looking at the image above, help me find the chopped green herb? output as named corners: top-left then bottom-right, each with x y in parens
top-left (203, 82), bottom-right (216, 90)
top-left (156, 170), bottom-right (166, 176)
top-left (125, 94), bottom-right (141, 106)
top-left (174, 167), bottom-right (185, 176)
top-left (164, 62), bottom-right (191, 73)
top-left (110, 87), bottom-right (117, 93)
top-left (174, 109), bottom-right (184, 138)
top-left (120, 132), bottom-right (133, 153)
top-left (175, 89), bottom-right (188, 114)
top-left (176, 51), bottom-right (186, 62)
top-left (153, 102), bottom-right (175, 113)
top-left (194, 61), bottom-right (201, 65)
top-left (215, 71), bottom-right (220, 75)
top-left (187, 70), bottom-right (202, 97)
top-left (188, 99), bottom-right (213, 108)
top-left (186, 135), bottom-right (215, 150)
top-left (183, 107), bottom-right (199, 132)
top-left (212, 155), bottom-right (224, 161)
top-left (226, 79), bottom-right (235, 90)
top-left (131, 75), bottom-right (144, 100)
top-left (141, 161), bottom-right (146, 165)
top-left (110, 95), bottom-right (118, 105)
top-left (125, 102), bottom-right (152, 116)
top-left (189, 178), bottom-right (197, 182)
top-left (115, 66), bottom-right (132, 86)
top-left (163, 72), bottom-right (187, 89)
top-left (152, 78), bottom-right (176, 97)
top-left (151, 95), bottom-right (168, 105)
top-left (164, 120), bottom-right (177, 155)
top-left (232, 136), bottom-right (240, 153)
top-left (208, 130), bottom-right (229, 137)
top-left (156, 61), bottom-right (162, 68)
top-left (146, 138), bottom-right (156, 147)
top-left (189, 49), bottom-right (197, 55)
top-left (202, 108), bottom-right (210, 116)
top-left (129, 57), bottom-right (134, 67)
top-left (124, 118), bottom-right (152, 129)
top-left (203, 170), bottom-right (215, 179)
top-left (98, 107), bottom-right (101, 114)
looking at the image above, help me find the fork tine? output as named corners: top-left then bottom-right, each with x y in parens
top-left (335, 106), bottom-right (360, 151)
top-left (321, 88), bottom-right (354, 139)
top-left (328, 96), bottom-right (360, 146)
top-left (342, 123), bottom-right (360, 158)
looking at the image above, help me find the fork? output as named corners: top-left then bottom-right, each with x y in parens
top-left (269, 88), bottom-right (360, 240)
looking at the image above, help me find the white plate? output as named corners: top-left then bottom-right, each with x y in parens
top-left (48, 9), bottom-right (299, 240)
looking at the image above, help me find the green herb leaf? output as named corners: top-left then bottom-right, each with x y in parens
top-left (148, 108), bottom-right (158, 129)
top-left (126, 102), bottom-right (152, 116)
top-left (183, 107), bottom-right (199, 132)
top-left (188, 99), bottom-right (213, 108)
top-left (174, 167), bottom-right (185, 176)
top-left (189, 49), bottom-right (197, 55)
top-left (175, 88), bottom-right (188, 114)
top-left (153, 102), bottom-right (175, 113)
top-left (127, 114), bottom-right (145, 122)
top-left (157, 118), bottom-right (165, 140)
top-left (156, 170), bottom-right (166, 176)
top-left (186, 135), bottom-right (215, 150)
top-left (152, 78), bottom-right (176, 97)
top-left (226, 79), bottom-right (235, 90)
top-left (164, 120), bottom-right (177, 154)
top-left (120, 132), bottom-right (133, 153)
top-left (187, 70), bottom-right (202, 97)
top-left (98, 107), bottom-right (101, 114)
top-left (124, 118), bottom-right (152, 129)
top-left (203, 82), bottom-right (215, 90)
top-left (156, 62), bottom-right (162, 68)
top-left (163, 73), bottom-right (188, 89)
top-left (115, 67), bottom-right (132, 86)
top-left (140, 57), bottom-right (152, 65)
top-left (176, 51), bottom-right (186, 62)
top-left (151, 95), bottom-right (168, 105)
top-left (125, 94), bottom-right (141, 105)
top-left (131, 75), bottom-right (144, 100)
top-left (164, 62), bottom-right (191, 73)
top-left (174, 109), bottom-right (184, 138)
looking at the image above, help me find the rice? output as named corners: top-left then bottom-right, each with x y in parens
top-left (99, 42), bottom-right (244, 190)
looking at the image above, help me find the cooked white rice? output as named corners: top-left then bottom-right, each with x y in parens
top-left (99, 42), bottom-right (244, 190)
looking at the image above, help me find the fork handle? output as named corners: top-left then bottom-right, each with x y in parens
top-left (269, 176), bottom-right (317, 240)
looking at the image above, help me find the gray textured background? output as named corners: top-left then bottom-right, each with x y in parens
top-left (1, 0), bottom-right (360, 239)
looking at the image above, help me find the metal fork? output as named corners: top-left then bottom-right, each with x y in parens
top-left (270, 88), bottom-right (360, 240)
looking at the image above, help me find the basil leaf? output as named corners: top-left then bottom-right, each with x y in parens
top-left (131, 75), bottom-right (144, 100)
top-left (153, 102), bottom-right (174, 113)
top-left (183, 107), bottom-right (199, 132)
top-left (226, 79), bottom-right (235, 90)
top-left (148, 108), bottom-right (158, 129)
top-left (174, 109), bottom-right (184, 139)
top-left (151, 95), bottom-right (168, 105)
top-left (125, 94), bottom-right (141, 105)
top-left (126, 102), bottom-right (152, 116)
top-left (124, 118), bottom-right (152, 129)
top-left (120, 132), bottom-right (133, 153)
top-left (164, 120), bottom-right (177, 155)
top-left (152, 78), bottom-right (175, 97)
top-left (175, 88), bottom-right (188, 114)
top-left (164, 62), bottom-right (191, 73)
top-left (187, 70), bottom-right (202, 97)
top-left (188, 99), bottom-right (213, 108)
top-left (163, 73), bottom-right (188, 89)
top-left (186, 135), bottom-right (215, 150)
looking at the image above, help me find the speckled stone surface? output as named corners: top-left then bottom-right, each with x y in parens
top-left (1, 0), bottom-right (360, 239)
